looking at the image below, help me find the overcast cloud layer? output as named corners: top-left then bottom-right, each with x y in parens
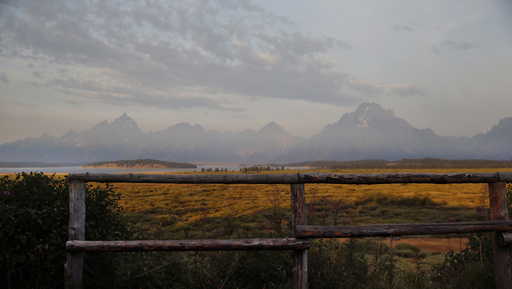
top-left (1, 0), bottom-right (511, 143)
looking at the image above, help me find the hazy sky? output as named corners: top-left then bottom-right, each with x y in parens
top-left (1, 0), bottom-right (511, 144)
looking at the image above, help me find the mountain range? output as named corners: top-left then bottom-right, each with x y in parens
top-left (2, 103), bottom-right (512, 163)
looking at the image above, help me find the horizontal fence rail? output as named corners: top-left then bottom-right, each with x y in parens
top-left (66, 239), bottom-right (310, 252)
top-left (296, 221), bottom-right (512, 238)
top-left (68, 171), bottom-right (512, 184)
top-left (67, 173), bottom-right (299, 184)
top-left (65, 171), bottom-right (512, 289)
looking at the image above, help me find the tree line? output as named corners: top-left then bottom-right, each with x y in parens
top-left (287, 158), bottom-right (512, 169)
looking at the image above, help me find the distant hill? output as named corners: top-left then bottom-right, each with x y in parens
top-left (83, 159), bottom-right (196, 169)
top-left (2, 103), bottom-right (512, 163)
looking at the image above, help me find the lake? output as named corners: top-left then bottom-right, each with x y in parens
top-left (0, 165), bottom-right (306, 174)
top-left (0, 165), bottom-right (244, 174)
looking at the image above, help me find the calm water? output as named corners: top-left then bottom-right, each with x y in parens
top-left (0, 165), bottom-right (308, 175)
top-left (0, 166), bottom-right (244, 174)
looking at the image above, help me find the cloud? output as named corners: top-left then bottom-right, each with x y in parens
top-left (3, 99), bottom-right (38, 108)
top-left (430, 40), bottom-right (479, 55)
top-left (387, 83), bottom-right (426, 97)
top-left (346, 78), bottom-right (426, 98)
top-left (26, 80), bottom-right (43, 87)
top-left (391, 23), bottom-right (416, 33)
top-left (443, 41), bottom-right (479, 50)
top-left (0, 72), bottom-right (8, 83)
top-left (32, 71), bottom-right (43, 79)
top-left (0, 0), bottom-right (423, 111)
top-left (430, 45), bottom-right (442, 55)
top-left (45, 73), bottom-right (237, 111)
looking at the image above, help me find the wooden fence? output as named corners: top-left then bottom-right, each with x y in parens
top-left (64, 172), bottom-right (512, 289)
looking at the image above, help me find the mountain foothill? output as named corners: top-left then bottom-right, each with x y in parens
top-left (2, 103), bottom-right (512, 164)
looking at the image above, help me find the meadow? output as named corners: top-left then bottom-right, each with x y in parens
top-left (106, 167), bottom-right (507, 271)
top-left (2, 167), bottom-right (510, 288)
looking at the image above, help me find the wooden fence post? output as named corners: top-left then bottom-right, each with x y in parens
top-left (291, 183), bottom-right (307, 289)
top-left (65, 180), bottom-right (86, 289)
top-left (489, 182), bottom-right (512, 289)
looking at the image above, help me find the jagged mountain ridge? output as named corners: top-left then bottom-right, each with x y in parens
top-left (0, 114), bottom-right (302, 163)
top-left (1, 103), bottom-right (512, 163)
top-left (277, 103), bottom-right (469, 162)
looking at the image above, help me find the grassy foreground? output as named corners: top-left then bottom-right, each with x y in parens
top-left (2, 167), bottom-right (509, 288)
top-left (104, 168), bottom-right (507, 268)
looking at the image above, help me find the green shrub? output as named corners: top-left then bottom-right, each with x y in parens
top-left (0, 172), bottom-right (133, 289)
top-left (431, 244), bottom-right (494, 289)
top-left (430, 183), bottom-right (512, 289)
top-left (395, 243), bottom-right (420, 252)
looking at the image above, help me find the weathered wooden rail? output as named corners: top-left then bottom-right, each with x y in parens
top-left (66, 238), bottom-right (309, 252)
top-left (65, 172), bottom-right (512, 289)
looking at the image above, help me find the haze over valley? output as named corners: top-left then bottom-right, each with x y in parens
top-left (2, 103), bottom-right (512, 164)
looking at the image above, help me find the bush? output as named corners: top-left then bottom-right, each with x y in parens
top-left (430, 184), bottom-right (512, 289)
top-left (0, 172), bottom-right (133, 289)
top-left (395, 243), bottom-right (420, 252)
top-left (431, 239), bottom-right (494, 289)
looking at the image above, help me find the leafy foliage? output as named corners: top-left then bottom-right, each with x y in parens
top-left (431, 234), bottom-right (495, 289)
top-left (0, 173), bottom-right (68, 289)
top-left (430, 184), bottom-right (512, 289)
top-left (0, 172), bottom-right (133, 289)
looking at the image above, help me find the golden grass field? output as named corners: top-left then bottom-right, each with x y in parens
top-left (101, 168), bottom-right (507, 254)
top-left (5, 167), bottom-right (509, 269)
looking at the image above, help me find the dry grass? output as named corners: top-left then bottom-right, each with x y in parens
top-left (392, 237), bottom-right (469, 253)
top-left (2, 167), bottom-right (505, 252)
top-left (94, 167), bottom-right (505, 242)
